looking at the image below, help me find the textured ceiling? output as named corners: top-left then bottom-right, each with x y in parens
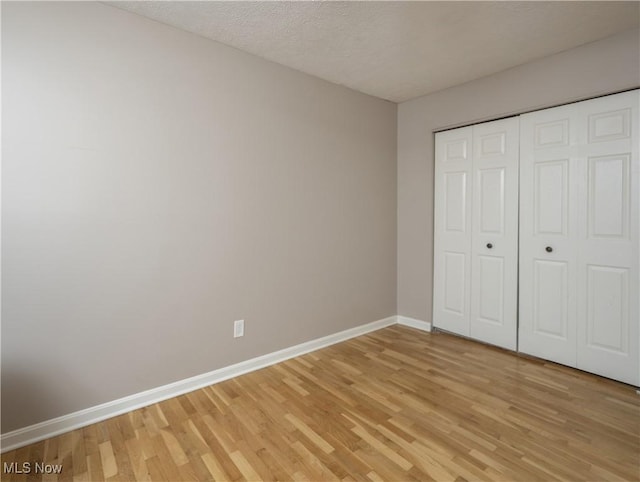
top-left (108, 1), bottom-right (639, 103)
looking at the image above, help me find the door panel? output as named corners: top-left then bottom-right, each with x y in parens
top-left (470, 118), bottom-right (519, 350)
top-left (519, 105), bottom-right (578, 367)
top-left (433, 127), bottom-right (473, 336)
top-left (520, 90), bottom-right (639, 385)
top-left (576, 91), bottom-right (639, 386)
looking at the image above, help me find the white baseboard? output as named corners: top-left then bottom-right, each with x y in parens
top-left (397, 315), bottom-right (432, 332)
top-left (1, 316), bottom-right (398, 453)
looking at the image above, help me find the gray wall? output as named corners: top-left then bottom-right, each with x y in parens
top-left (397, 28), bottom-right (640, 322)
top-left (1, 2), bottom-right (397, 432)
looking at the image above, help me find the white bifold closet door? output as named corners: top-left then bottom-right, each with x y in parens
top-left (433, 118), bottom-right (519, 350)
top-left (519, 90), bottom-right (639, 386)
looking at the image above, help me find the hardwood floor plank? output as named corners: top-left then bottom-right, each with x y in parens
top-left (98, 442), bottom-right (117, 479)
top-left (86, 451), bottom-right (104, 482)
top-left (289, 440), bottom-right (339, 481)
top-left (229, 450), bottom-right (261, 481)
top-left (200, 452), bottom-right (228, 481)
top-left (124, 438), bottom-right (149, 482)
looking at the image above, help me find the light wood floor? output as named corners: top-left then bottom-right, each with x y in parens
top-left (2, 326), bottom-right (639, 481)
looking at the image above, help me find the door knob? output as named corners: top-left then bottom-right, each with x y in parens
top-left (545, 246), bottom-right (553, 253)
top-left (486, 243), bottom-right (493, 249)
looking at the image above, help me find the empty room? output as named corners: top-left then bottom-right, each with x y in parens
top-left (1, 1), bottom-right (639, 481)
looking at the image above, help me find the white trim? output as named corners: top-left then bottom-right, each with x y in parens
top-left (1, 316), bottom-right (397, 453)
top-left (397, 316), bottom-right (432, 332)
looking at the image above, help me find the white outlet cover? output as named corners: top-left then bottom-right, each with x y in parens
top-left (234, 320), bottom-right (244, 338)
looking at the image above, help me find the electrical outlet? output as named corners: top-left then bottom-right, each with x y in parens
top-left (234, 319), bottom-right (244, 338)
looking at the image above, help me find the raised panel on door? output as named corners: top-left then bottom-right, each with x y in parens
top-left (444, 172), bottom-right (468, 232)
top-left (470, 118), bottom-right (519, 350)
top-left (478, 168), bottom-right (505, 234)
top-left (576, 91), bottom-right (639, 386)
top-left (534, 160), bottom-right (568, 236)
top-left (532, 259), bottom-right (569, 340)
top-left (586, 266), bottom-right (629, 352)
top-left (587, 154), bottom-right (630, 239)
top-left (433, 127), bottom-right (473, 337)
top-left (477, 255), bottom-right (504, 323)
top-left (443, 252), bottom-right (466, 315)
top-left (519, 106), bottom-right (578, 367)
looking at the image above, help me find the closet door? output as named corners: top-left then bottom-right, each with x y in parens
top-left (575, 91), bottom-right (639, 386)
top-left (434, 120), bottom-right (519, 350)
top-left (470, 118), bottom-right (519, 350)
top-left (520, 90), bottom-right (639, 385)
top-left (519, 104), bottom-right (579, 367)
top-left (433, 127), bottom-right (473, 337)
